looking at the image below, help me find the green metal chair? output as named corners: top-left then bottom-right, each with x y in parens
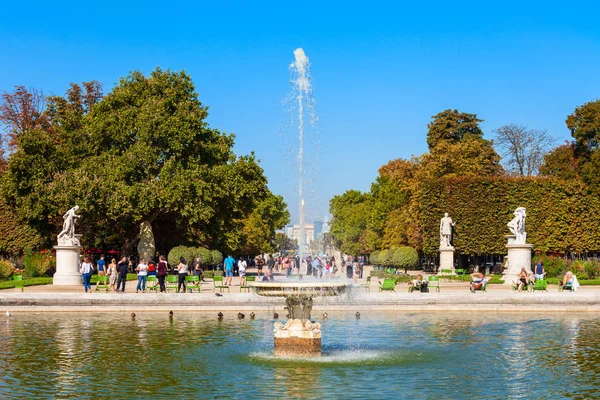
top-left (455, 269), bottom-right (466, 280)
top-left (240, 276), bottom-right (255, 293)
top-left (530, 279), bottom-right (548, 292)
top-left (360, 276), bottom-right (371, 292)
top-left (12, 275), bottom-right (24, 292)
top-left (166, 275), bottom-right (179, 292)
top-left (213, 275), bottom-right (230, 293)
top-left (146, 276), bottom-right (159, 292)
top-left (428, 275), bottom-right (440, 293)
top-left (185, 275), bottom-right (201, 292)
top-left (379, 278), bottom-right (396, 292)
top-left (95, 275), bottom-right (109, 292)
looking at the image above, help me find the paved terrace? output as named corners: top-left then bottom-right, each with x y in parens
top-left (1, 268), bottom-right (598, 312)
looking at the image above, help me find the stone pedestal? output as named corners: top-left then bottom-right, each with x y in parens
top-left (501, 235), bottom-right (533, 285)
top-left (274, 318), bottom-right (321, 356)
top-left (53, 245), bottom-right (82, 285)
top-left (438, 246), bottom-right (455, 275)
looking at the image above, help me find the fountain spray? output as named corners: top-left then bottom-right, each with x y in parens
top-left (290, 48), bottom-right (311, 263)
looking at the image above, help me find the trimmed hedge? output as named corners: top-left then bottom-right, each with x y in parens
top-left (420, 176), bottom-right (600, 255)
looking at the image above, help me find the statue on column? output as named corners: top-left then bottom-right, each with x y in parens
top-left (57, 206), bottom-right (81, 246)
top-left (507, 207), bottom-right (527, 244)
top-left (439, 213), bottom-right (455, 248)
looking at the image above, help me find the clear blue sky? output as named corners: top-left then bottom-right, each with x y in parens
top-left (1, 1), bottom-right (599, 224)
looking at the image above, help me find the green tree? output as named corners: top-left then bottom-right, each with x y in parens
top-left (426, 109), bottom-right (484, 150)
top-left (391, 246), bottom-right (419, 272)
top-left (567, 99), bottom-right (600, 155)
top-left (329, 190), bottom-right (368, 255)
top-left (2, 69), bottom-right (288, 254)
top-left (273, 232), bottom-right (297, 253)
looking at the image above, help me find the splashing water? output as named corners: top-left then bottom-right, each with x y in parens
top-left (289, 48), bottom-right (314, 262)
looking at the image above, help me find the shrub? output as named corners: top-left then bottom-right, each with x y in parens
top-left (22, 249), bottom-right (55, 278)
top-left (168, 246), bottom-right (192, 267)
top-left (211, 250), bottom-right (223, 266)
top-left (369, 269), bottom-right (413, 283)
top-left (378, 250), bottom-right (389, 266)
top-left (0, 259), bottom-right (14, 279)
top-left (196, 247), bottom-right (213, 265)
top-left (392, 247), bottom-right (419, 272)
top-left (370, 250), bottom-right (380, 265)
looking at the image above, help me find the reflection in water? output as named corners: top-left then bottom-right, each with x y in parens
top-left (0, 312), bottom-right (599, 399)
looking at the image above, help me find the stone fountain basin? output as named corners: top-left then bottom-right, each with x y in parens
top-left (247, 281), bottom-right (348, 297)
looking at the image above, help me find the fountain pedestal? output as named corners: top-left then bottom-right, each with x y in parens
top-left (249, 281), bottom-right (346, 357)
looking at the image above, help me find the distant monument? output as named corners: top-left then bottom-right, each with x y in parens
top-left (438, 213), bottom-right (456, 275)
top-left (502, 207), bottom-right (533, 284)
top-left (54, 206), bottom-right (83, 285)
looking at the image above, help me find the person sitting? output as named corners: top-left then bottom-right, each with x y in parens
top-left (561, 271), bottom-right (579, 291)
top-left (516, 268), bottom-right (529, 292)
top-left (469, 272), bottom-right (489, 292)
top-left (409, 274), bottom-right (428, 292)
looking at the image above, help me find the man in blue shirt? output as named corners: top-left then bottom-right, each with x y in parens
top-left (224, 255), bottom-right (235, 286)
top-left (97, 255), bottom-right (106, 276)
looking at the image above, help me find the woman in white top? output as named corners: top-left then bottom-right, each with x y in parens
top-left (177, 257), bottom-right (189, 293)
top-left (238, 257), bottom-right (247, 280)
top-left (136, 258), bottom-right (149, 293)
top-left (80, 256), bottom-right (94, 293)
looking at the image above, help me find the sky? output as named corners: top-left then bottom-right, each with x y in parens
top-left (1, 1), bottom-right (599, 224)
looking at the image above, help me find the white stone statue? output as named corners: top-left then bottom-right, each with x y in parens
top-left (439, 213), bottom-right (455, 248)
top-left (57, 206), bottom-right (81, 246)
top-left (507, 207), bottom-right (527, 244)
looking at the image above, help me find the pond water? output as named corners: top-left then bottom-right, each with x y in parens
top-left (0, 312), bottom-right (598, 399)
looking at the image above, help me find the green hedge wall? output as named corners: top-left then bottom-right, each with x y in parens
top-left (420, 176), bottom-right (600, 255)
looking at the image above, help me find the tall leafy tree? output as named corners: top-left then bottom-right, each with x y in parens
top-left (567, 99), bottom-right (600, 155)
top-left (426, 109), bottom-right (484, 150)
top-left (2, 69), bottom-right (288, 253)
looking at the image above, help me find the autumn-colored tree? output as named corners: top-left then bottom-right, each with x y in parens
top-left (0, 86), bottom-right (49, 146)
top-left (539, 142), bottom-right (580, 180)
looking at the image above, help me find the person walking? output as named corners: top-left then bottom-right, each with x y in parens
top-left (108, 258), bottom-right (117, 291)
top-left (224, 255), bottom-right (235, 286)
top-left (267, 254), bottom-right (275, 276)
top-left (136, 258), bottom-right (148, 293)
top-left (283, 255), bottom-right (291, 277)
top-left (177, 257), bottom-right (188, 293)
top-left (238, 257), bottom-right (247, 282)
top-left (116, 256), bottom-right (129, 293)
top-left (80, 256), bottom-right (94, 293)
top-left (157, 255), bottom-right (168, 293)
top-left (97, 255), bottom-right (106, 277)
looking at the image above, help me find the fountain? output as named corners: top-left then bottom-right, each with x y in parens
top-left (249, 280), bottom-right (347, 356)
top-left (289, 48), bottom-right (313, 261)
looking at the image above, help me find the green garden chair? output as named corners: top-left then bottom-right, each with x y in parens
top-left (529, 279), bottom-right (548, 292)
top-left (240, 276), bottom-right (255, 293)
top-left (379, 278), bottom-right (396, 292)
top-left (213, 275), bottom-right (230, 293)
top-left (455, 269), bottom-right (466, 280)
top-left (185, 275), bottom-right (201, 292)
top-left (166, 275), bottom-right (179, 292)
top-left (428, 276), bottom-right (440, 293)
top-left (146, 276), bottom-right (159, 292)
top-left (12, 275), bottom-right (24, 292)
top-left (440, 269), bottom-right (453, 280)
top-left (359, 276), bottom-right (371, 292)
top-left (95, 275), bottom-right (109, 292)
